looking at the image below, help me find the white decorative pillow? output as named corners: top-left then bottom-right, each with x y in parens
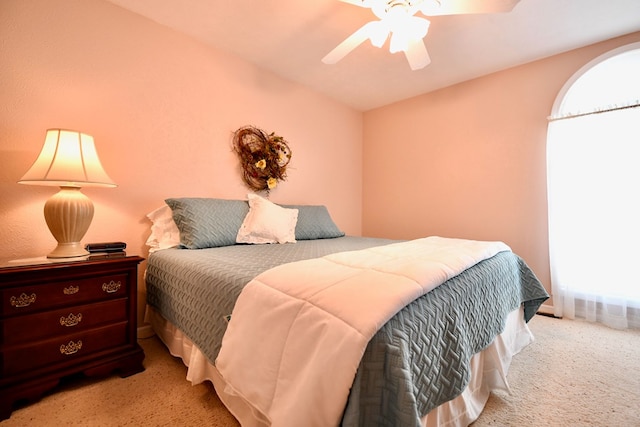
top-left (236, 194), bottom-right (298, 244)
top-left (145, 205), bottom-right (181, 252)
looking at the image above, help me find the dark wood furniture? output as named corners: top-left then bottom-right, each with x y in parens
top-left (0, 254), bottom-right (145, 420)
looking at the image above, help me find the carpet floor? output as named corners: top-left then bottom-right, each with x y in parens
top-left (2, 315), bottom-right (639, 426)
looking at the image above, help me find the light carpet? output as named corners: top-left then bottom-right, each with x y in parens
top-left (2, 315), bottom-right (639, 426)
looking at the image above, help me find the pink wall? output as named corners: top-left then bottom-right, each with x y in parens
top-left (0, 0), bottom-right (363, 322)
top-left (362, 31), bottom-right (640, 307)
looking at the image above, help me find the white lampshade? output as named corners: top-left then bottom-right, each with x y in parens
top-left (19, 129), bottom-right (116, 188)
top-left (19, 129), bottom-right (117, 258)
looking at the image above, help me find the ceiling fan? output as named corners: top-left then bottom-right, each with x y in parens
top-left (322, 0), bottom-right (520, 70)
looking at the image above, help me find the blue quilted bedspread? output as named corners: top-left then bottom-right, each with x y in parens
top-left (145, 237), bottom-right (548, 426)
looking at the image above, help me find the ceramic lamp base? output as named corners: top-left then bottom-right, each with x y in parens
top-left (44, 186), bottom-right (94, 258)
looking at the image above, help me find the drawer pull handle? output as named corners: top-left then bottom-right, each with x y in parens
top-left (60, 340), bottom-right (83, 355)
top-left (60, 313), bottom-right (83, 327)
top-left (102, 280), bottom-right (121, 294)
top-left (63, 285), bottom-right (80, 295)
top-left (10, 293), bottom-right (37, 308)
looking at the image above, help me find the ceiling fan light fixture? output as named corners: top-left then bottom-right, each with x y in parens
top-left (369, 21), bottom-right (390, 47)
top-left (407, 16), bottom-right (430, 39)
top-left (389, 16), bottom-right (429, 53)
top-left (389, 32), bottom-right (408, 53)
top-left (373, 0), bottom-right (412, 19)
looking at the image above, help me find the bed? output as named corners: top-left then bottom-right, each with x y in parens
top-left (144, 195), bottom-right (549, 427)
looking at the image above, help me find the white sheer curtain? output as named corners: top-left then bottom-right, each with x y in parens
top-left (547, 106), bottom-right (640, 329)
top-left (547, 44), bottom-right (640, 329)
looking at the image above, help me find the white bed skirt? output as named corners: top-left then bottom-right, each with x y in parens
top-left (145, 306), bottom-right (533, 427)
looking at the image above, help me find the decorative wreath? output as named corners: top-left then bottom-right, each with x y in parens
top-left (232, 125), bottom-right (292, 193)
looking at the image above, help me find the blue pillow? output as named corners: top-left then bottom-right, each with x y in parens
top-left (165, 198), bottom-right (249, 249)
top-left (280, 204), bottom-right (345, 240)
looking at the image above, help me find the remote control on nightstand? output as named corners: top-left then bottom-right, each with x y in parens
top-left (85, 242), bottom-right (127, 253)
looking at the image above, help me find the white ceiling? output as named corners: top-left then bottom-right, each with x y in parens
top-left (105, 0), bottom-right (640, 111)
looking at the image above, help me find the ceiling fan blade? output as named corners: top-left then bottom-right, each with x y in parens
top-left (322, 21), bottom-right (382, 64)
top-left (404, 39), bottom-right (431, 70)
top-left (420, 0), bottom-right (520, 16)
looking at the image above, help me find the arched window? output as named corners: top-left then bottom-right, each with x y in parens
top-left (547, 43), bottom-right (640, 329)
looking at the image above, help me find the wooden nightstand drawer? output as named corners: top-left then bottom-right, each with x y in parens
top-left (1, 322), bottom-right (129, 376)
top-left (1, 298), bottom-right (128, 345)
top-left (1, 273), bottom-right (128, 315)
top-left (0, 255), bottom-right (145, 420)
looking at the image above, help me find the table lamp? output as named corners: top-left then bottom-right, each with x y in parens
top-left (18, 129), bottom-right (117, 258)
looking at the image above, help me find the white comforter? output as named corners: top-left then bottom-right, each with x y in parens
top-left (215, 236), bottom-right (510, 427)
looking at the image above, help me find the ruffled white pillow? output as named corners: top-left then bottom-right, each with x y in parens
top-left (236, 194), bottom-right (298, 244)
top-left (145, 204), bottom-right (181, 252)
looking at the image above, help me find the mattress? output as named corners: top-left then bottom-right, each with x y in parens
top-left (145, 236), bottom-right (548, 426)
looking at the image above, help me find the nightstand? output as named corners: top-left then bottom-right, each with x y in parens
top-left (0, 254), bottom-right (145, 420)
